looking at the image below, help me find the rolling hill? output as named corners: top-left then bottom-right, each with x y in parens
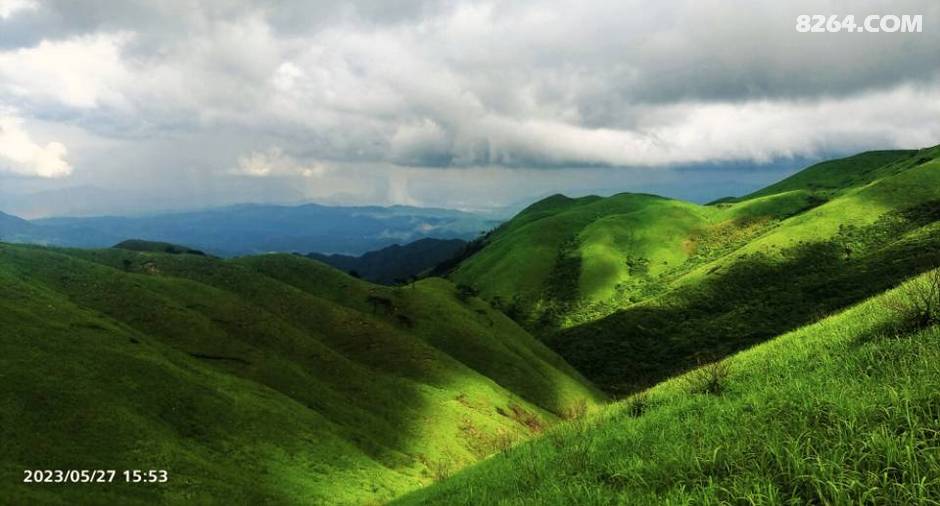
top-left (3, 145), bottom-right (939, 504)
top-left (308, 238), bottom-right (467, 285)
top-left (0, 243), bottom-right (600, 505)
top-left (395, 269), bottom-right (940, 505)
top-left (449, 145), bottom-right (940, 393)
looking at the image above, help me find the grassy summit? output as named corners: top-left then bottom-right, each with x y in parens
top-left (0, 244), bottom-right (600, 505)
top-left (450, 146), bottom-right (940, 393)
top-left (395, 270), bottom-right (940, 505)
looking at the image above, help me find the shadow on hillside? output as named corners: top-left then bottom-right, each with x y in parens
top-left (0, 246), bottom-right (464, 501)
top-left (551, 203), bottom-right (940, 396)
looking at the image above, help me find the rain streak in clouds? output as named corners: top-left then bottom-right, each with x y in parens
top-left (0, 0), bottom-right (938, 211)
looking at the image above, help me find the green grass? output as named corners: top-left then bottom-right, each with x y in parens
top-left (454, 148), bottom-right (938, 328)
top-left (394, 270), bottom-right (940, 505)
top-left (737, 149), bottom-right (921, 200)
top-left (451, 145), bottom-right (940, 394)
top-left (3, 145), bottom-right (939, 504)
top-left (0, 244), bottom-right (600, 505)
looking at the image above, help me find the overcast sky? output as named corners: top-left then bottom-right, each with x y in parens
top-left (1, 0), bottom-right (938, 216)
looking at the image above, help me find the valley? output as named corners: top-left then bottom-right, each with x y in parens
top-left (2, 145), bottom-right (939, 504)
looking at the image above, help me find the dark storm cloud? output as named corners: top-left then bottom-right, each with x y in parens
top-left (0, 0), bottom-right (939, 210)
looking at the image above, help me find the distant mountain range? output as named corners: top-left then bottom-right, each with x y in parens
top-left (3, 144), bottom-right (940, 505)
top-left (0, 203), bottom-right (499, 257)
top-left (308, 237), bottom-right (468, 284)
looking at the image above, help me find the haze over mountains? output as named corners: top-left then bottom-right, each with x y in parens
top-left (2, 145), bottom-right (940, 505)
top-left (0, 203), bottom-right (498, 257)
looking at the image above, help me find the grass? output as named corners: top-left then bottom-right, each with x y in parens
top-left (393, 270), bottom-right (940, 505)
top-left (450, 145), bottom-right (940, 394)
top-left (0, 244), bottom-right (600, 505)
top-left (3, 145), bottom-right (939, 504)
top-left (454, 148), bottom-right (938, 329)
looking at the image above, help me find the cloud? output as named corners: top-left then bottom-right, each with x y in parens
top-left (0, 0), bottom-right (939, 210)
top-left (0, 111), bottom-right (72, 178)
top-left (0, 32), bottom-right (131, 108)
top-left (0, 0), bottom-right (35, 19)
top-left (235, 147), bottom-right (329, 178)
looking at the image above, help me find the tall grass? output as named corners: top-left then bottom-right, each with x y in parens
top-left (395, 271), bottom-right (940, 505)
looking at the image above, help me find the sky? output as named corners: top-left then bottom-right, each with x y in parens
top-left (0, 0), bottom-right (939, 217)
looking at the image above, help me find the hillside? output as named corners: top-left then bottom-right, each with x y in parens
top-left (0, 244), bottom-right (600, 505)
top-left (308, 238), bottom-right (467, 284)
top-left (395, 269), bottom-right (940, 505)
top-left (0, 211), bottom-right (38, 241)
top-left (450, 146), bottom-right (940, 393)
top-left (113, 239), bottom-right (208, 256)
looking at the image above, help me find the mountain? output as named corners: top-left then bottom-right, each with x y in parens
top-left (2, 203), bottom-right (499, 257)
top-left (448, 146), bottom-right (940, 393)
top-left (0, 211), bottom-right (35, 240)
top-left (308, 238), bottom-right (468, 284)
top-left (0, 243), bottom-right (600, 505)
top-left (113, 239), bottom-right (208, 256)
top-left (4, 145), bottom-right (939, 505)
top-left (394, 269), bottom-right (940, 505)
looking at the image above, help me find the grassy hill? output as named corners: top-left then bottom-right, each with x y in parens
top-left (450, 146), bottom-right (940, 394)
top-left (113, 239), bottom-right (208, 256)
top-left (4, 145), bottom-right (939, 504)
top-left (394, 269), bottom-right (940, 505)
top-left (308, 238), bottom-right (467, 285)
top-left (0, 244), bottom-right (600, 505)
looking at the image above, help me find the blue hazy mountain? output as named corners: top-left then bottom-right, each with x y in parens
top-left (2, 203), bottom-right (498, 257)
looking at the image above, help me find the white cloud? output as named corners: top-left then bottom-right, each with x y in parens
top-left (0, 32), bottom-right (131, 109)
top-left (0, 0), bottom-right (36, 19)
top-left (1, 0), bottom-right (939, 210)
top-left (0, 111), bottom-right (72, 178)
top-left (235, 147), bottom-right (328, 178)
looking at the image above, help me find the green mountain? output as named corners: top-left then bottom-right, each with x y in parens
top-left (113, 239), bottom-right (209, 256)
top-left (308, 238), bottom-right (467, 285)
top-left (3, 145), bottom-right (939, 505)
top-left (0, 244), bottom-right (600, 505)
top-left (395, 269), bottom-right (940, 505)
top-left (451, 146), bottom-right (940, 393)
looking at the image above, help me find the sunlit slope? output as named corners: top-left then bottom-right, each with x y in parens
top-left (553, 149), bottom-right (940, 392)
top-left (0, 244), bottom-right (599, 505)
top-left (678, 149), bottom-right (940, 286)
top-left (451, 178), bottom-right (828, 326)
top-left (395, 271), bottom-right (940, 505)
top-left (447, 146), bottom-right (939, 394)
top-left (452, 193), bottom-right (663, 304)
top-left (739, 149), bottom-right (917, 200)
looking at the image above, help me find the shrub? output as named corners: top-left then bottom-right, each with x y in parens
top-left (880, 268), bottom-right (940, 331)
top-left (562, 398), bottom-right (589, 420)
top-left (429, 456), bottom-right (454, 482)
top-left (625, 393), bottom-right (650, 417)
top-left (455, 283), bottom-right (480, 302)
top-left (683, 359), bottom-right (732, 396)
